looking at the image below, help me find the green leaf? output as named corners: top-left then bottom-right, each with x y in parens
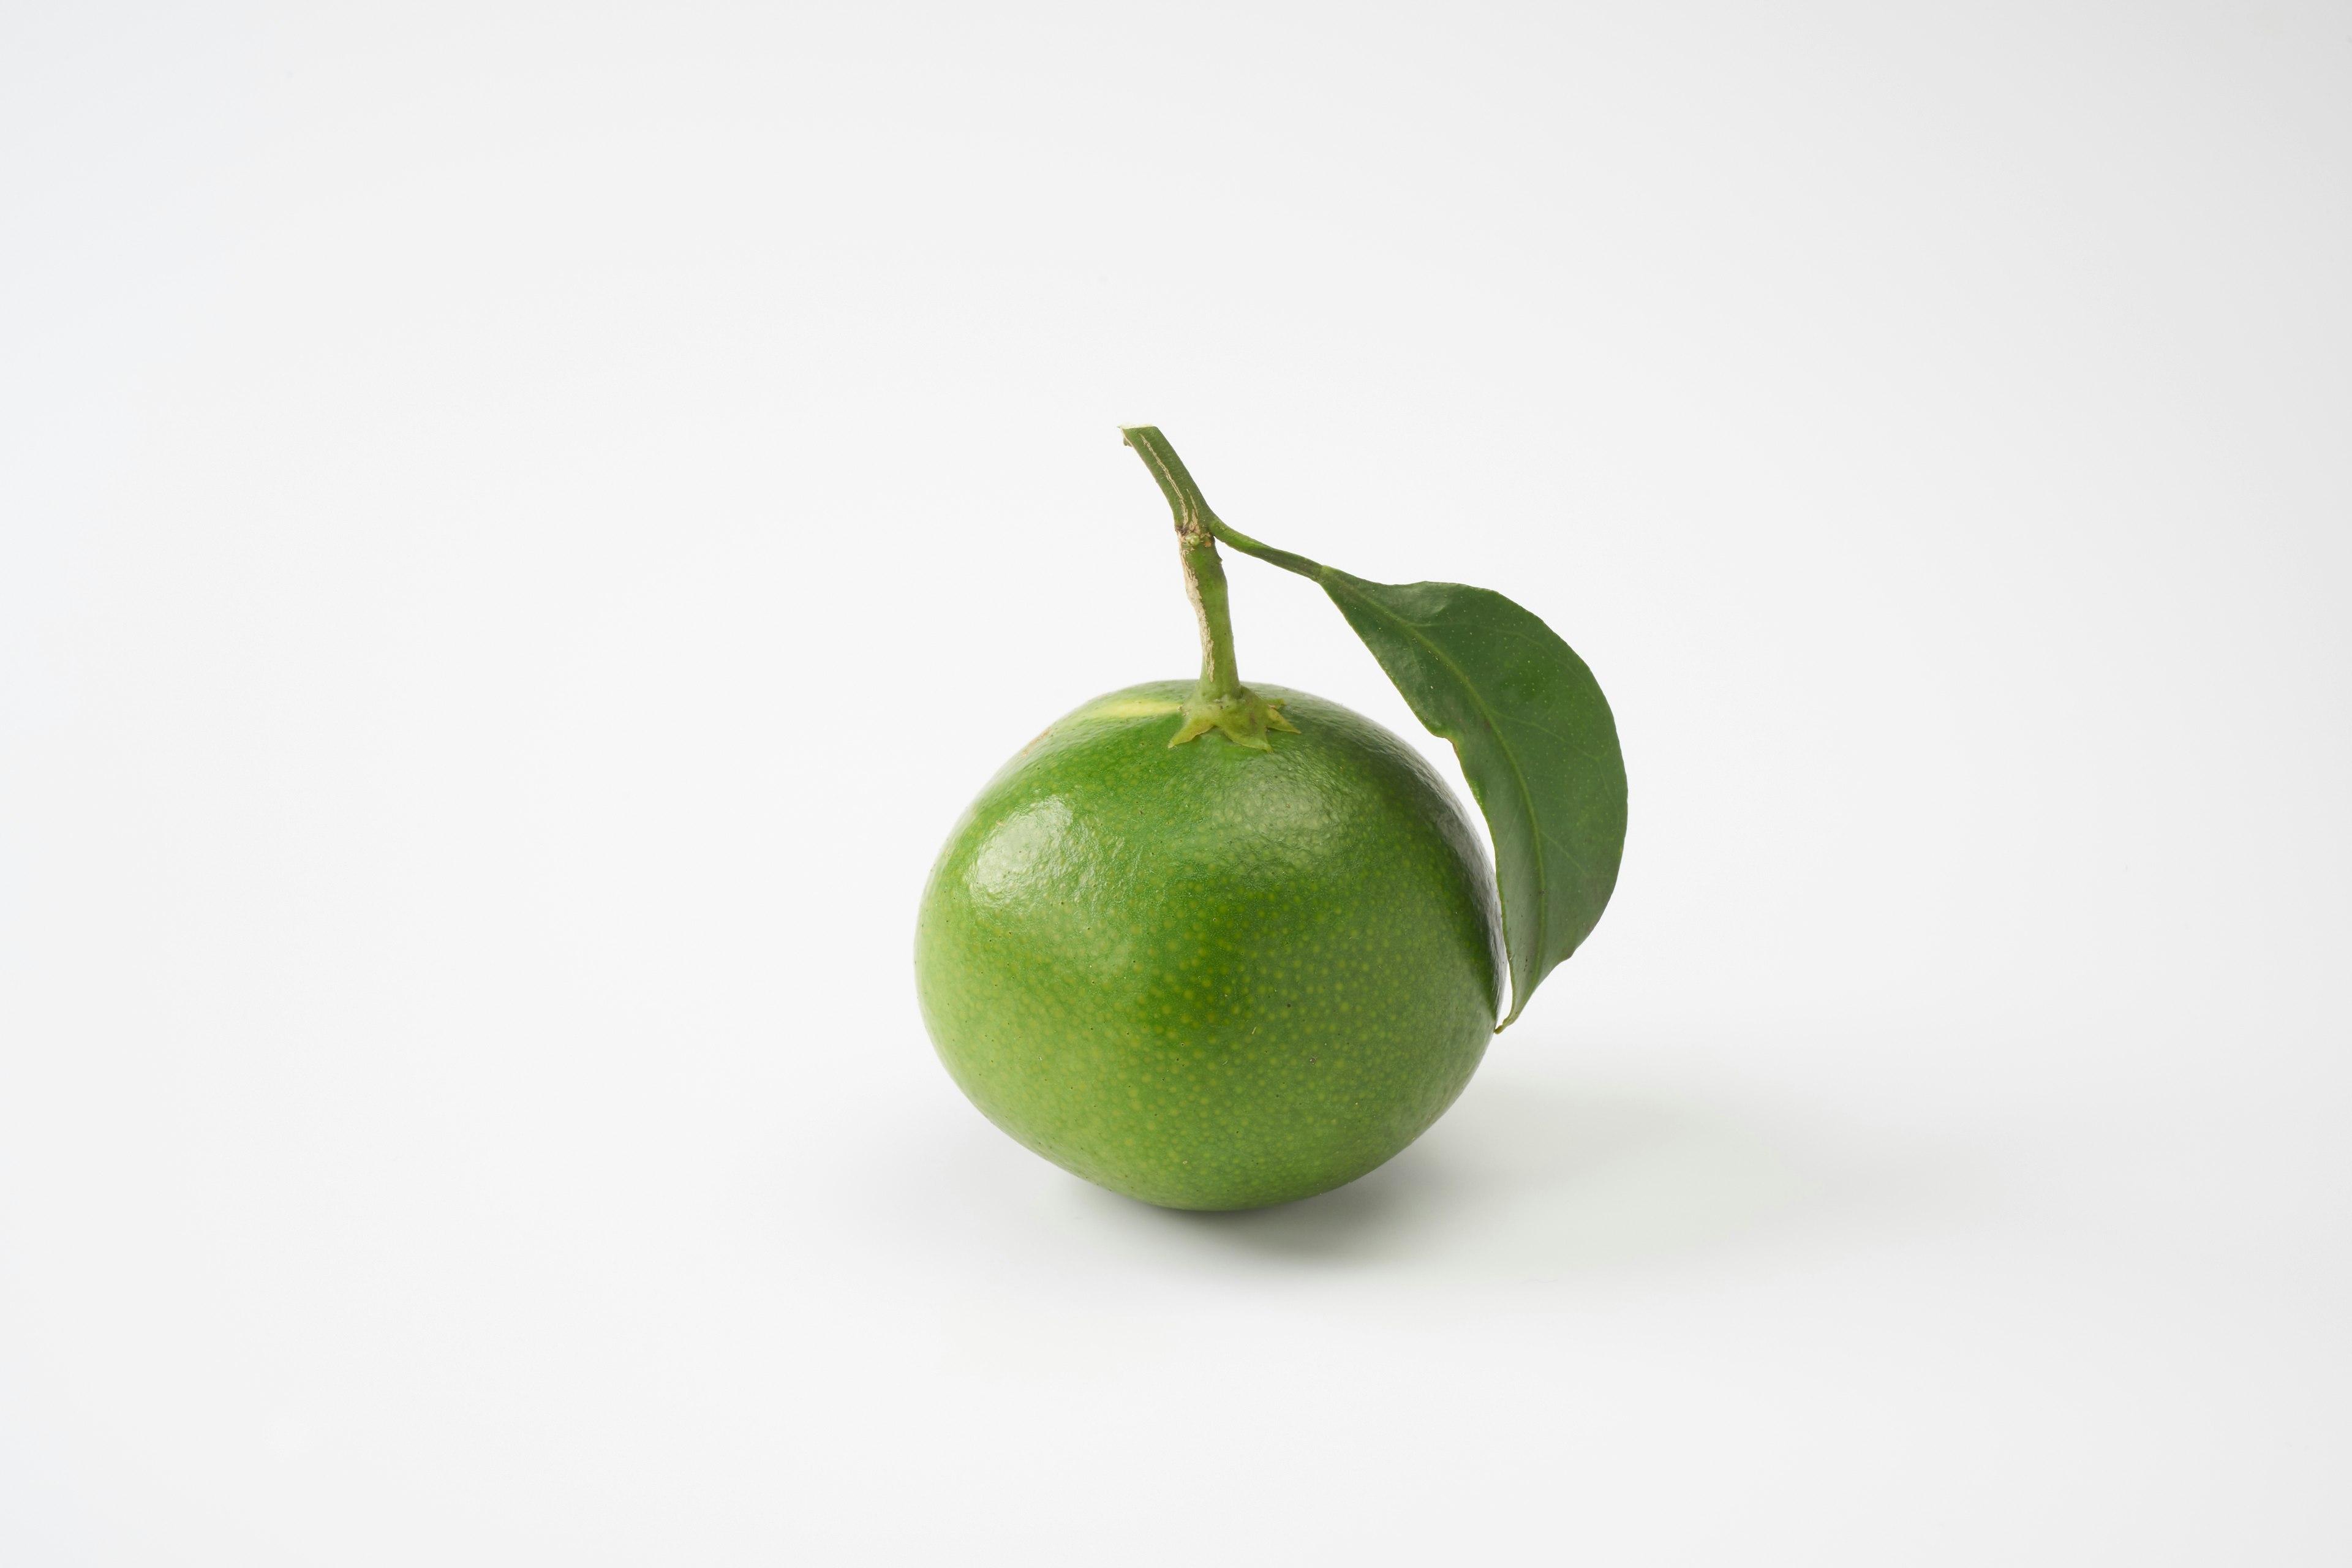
top-left (1313, 571), bottom-right (1626, 1027)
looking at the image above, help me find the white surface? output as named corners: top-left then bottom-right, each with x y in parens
top-left (4, 2), bottom-right (2349, 1562)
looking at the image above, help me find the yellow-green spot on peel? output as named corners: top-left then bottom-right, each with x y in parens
top-left (1075, 696), bottom-right (1184, 720)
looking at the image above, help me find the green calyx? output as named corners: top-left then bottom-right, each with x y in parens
top-left (1122, 424), bottom-right (1300, 752)
top-left (1170, 688), bottom-right (1298, 750)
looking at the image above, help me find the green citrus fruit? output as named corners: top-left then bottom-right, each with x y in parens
top-left (914, 679), bottom-right (1504, 1211)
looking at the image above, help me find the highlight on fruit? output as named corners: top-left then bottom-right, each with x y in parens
top-left (912, 428), bottom-right (1626, 1210)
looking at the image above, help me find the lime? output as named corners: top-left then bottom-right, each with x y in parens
top-left (912, 426), bottom-right (1625, 1212)
top-left (916, 680), bottom-right (1502, 1210)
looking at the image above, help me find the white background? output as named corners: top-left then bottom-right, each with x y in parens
top-left (4, 2), bottom-right (2348, 1561)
